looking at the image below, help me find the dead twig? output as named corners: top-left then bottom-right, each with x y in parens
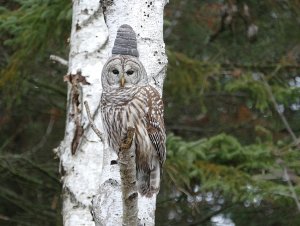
top-left (50, 55), bottom-right (68, 67)
top-left (84, 101), bottom-right (104, 141)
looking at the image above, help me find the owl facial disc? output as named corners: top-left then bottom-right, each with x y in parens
top-left (101, 24), bottom-right (148, 92)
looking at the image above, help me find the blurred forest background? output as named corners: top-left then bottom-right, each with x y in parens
top-left (1, 0), bottom-right (300, 225)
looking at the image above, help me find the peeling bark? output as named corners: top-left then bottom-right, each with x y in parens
top-left (57, 0), bottom-right (168, 225)
top-left (64, 71), bottom-right (91, 154)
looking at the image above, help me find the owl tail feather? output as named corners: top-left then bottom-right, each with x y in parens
top-left (137, 165), bottom-right (161, 198)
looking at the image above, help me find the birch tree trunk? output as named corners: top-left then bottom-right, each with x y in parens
top-left (55, 0), bottom-right (168, 225)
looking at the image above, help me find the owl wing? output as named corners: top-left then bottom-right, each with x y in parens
top-left (144, 86), bottom-right (166, 166)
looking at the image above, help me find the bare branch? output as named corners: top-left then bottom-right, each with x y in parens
top-left (84, 101), bottom-right (104, 141)
top-left (119, 127), bottom-right (138, 226)
top-left (50, 54), bottom-right (68, 67)
top-left (0, 214), bottom-right (10, 221)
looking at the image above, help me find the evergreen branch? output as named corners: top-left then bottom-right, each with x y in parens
top-left (28, 78), bottom-right (67, 97)
top-left (29, 115), bottom-right (55, 154)
top-left (0, 126), bottom-right (25, 152)
top-left (260, 73), bottom-right (300, 212)
top-left (0, 162), bottom-right (43, 186)
top-left (171, 52), bottom-right (300, 70)
top-left (260, 74), bottom-right (298, 143)
top-left (0, 217), bottom-right (33, 226)
top-left (0, 186), bottom-right (37, 212)
top-left (188, 203), bottom-right (236, 226)
top-left (0, 154), bottom-right (60, 183)
top-left (168, 118), bottom-right (255, 134)
top-left (283, 167), bottom-right (300, 211)
top-left (22, 158), bottom-right (60, 184)
top-left (219, 63), bottom-right (300, 70)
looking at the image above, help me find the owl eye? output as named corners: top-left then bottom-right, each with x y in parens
top-left (112, 69), bottom-right (119, 75)
top-left (126, 70), bottom-right (134, 75)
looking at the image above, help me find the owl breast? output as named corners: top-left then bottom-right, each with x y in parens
top-left (101, 86), bottom-right (158, 171)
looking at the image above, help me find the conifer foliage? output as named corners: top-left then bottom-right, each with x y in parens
top-left (1, 0), bottom-right (300, 225)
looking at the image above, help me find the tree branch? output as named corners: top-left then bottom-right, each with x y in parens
top-left (84, 101), bottom-right (104, 142)
top-left (119, 127), bottom-right (138, 226)
top-left (260, 74), bottom-right (298, 143)
top-left (49, 54), bottom-right (68, 67)
top-left (283, 167), bottom-right (300, 211)
top-left (260, 73), bottom-right (300, 212)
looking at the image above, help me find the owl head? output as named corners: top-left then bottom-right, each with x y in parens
top-left (101, 24), bottom-right (148, 91)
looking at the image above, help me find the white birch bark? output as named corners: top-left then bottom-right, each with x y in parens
top-left (55, 0), bottom-right (168, 225)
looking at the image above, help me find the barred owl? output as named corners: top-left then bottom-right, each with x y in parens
top-left (101, 24), bottom-right (166, 197)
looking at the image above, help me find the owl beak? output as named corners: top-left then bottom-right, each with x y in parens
top-left (120, 75), bottom-right (125, 87)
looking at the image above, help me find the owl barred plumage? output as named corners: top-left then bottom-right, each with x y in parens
top-left (101, 24), bottom-right (166, 197)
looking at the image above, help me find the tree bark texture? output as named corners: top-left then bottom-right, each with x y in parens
top-left (119, 127), bottom-right (138, 226)
top-left (56, 0), bottom-right (168, 225)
